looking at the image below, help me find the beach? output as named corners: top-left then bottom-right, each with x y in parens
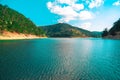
top-left (0, 31), bottom-right (46, 40)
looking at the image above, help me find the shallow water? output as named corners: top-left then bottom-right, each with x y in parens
top-left (0, 38), bottom-right (120, 80)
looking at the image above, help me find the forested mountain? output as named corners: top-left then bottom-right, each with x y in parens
top-left (41, 23), bottom-right (101, 37)
top-left (109, 18), bottom-right (120, 35)
top-left (0, 4), bottom-right (45, 36)
top-left (102, 18), bottom-right (120, 39)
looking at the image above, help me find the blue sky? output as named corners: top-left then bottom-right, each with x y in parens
top-left (1, 0), bottom-right (120, 31)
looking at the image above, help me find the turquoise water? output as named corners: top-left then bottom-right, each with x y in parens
top-left (0, 38), bottom-right (120, 80)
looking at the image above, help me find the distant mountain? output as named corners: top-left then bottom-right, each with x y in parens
top-left (91, 31), bottom-right (102, 38)
top-left (41, 23), bottom-right (101, 37)
top-left (102, 18), bottom-right (120, 39)
top-left (0, 4), bottom-right (45, 36)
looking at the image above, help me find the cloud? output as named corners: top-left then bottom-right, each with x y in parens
top-left (82, 0), bottom-right (90, 4)
top-left (80, 22), bottom-right (92, 30)
top-left (47, 2), bottom-right (78, 22)
top-left (47, 0), bottom-right (93, 23)
top-left (47, 2), bottom-right (53, 8)
top-left (58, 17), bottom-right (76, 23)
top-left (79, 11), bottom-right (93, 20)
top-left (47, 2), bottom-right (77, 16)
top-left (89, 0), bottom-right (104, 9)
top-left (57, 10), bottom-right (93, 23)
top-left (113, 0), bottom-right (120, 6)
top-left (58, 0), bottom-right (77, 5)
top-left (57, 0), bottom-right (84, 11)
top-left (71, 4), bottom-right (84, 11)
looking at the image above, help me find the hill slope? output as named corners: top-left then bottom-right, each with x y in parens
top-left (102, 18), bottom-right (120, 39)
top-left (41, 23), bottom-right (101, 37)
top-left (0, 4), bottom-right (45, 36)
top-left (109, 18), bottom-right (120, 36)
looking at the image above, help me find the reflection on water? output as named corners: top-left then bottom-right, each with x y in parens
top-left (0, 38), bottom-right (120, 80)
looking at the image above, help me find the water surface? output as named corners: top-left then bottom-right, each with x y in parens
top-left (0, 38), bottom-right (120, 80)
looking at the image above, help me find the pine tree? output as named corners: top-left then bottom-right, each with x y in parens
top-left (102, 28), bottom-right (108, 37)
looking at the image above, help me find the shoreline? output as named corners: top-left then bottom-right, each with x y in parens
top-left (0, 31), bottom-right (47, 40)
top-left (0, 36), bottom-right (47, 40)
top-left (103, 35), bottom-right (120, 40)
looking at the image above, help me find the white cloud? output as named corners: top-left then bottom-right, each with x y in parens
top-left (80, 22), bottom-right (92, 30)
top-left (89, 0), bottom-right (104, 9)
top-left (113, 0), bottom-right (120, 6)
top-left (47, 0), bottom-right (94, 23)
top-left (47, 2), bottom-right (78, 22)
top-left (86, 0), bottom-right (91, 4)
top-left (58, 0), bottom-right (77, 5)
top-left (47, 2), bottom-right (53, 9)
top-left (58, 17), bottom-right (76, 23)
top-left (82, 0), bottom-right (90, 4)
top-left (71, 4), bottom-right (84, 11)
top-left (57, 0), bottom-right (84, 11)
top-left (79, 11), bottom-right (93, 20)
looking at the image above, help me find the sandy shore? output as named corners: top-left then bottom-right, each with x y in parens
top-left (0, 31), bottom-right (47, 40)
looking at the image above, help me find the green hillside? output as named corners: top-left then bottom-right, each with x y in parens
top-left (41, 23), bottom-right (101, 37)
top-left (91, 31), bottom-right (102, 38)
top-left (0, 4), bottom-right (45, 36)
top-left (109, 18), bottom-right (120, 35)
top-left (102, 18), bottom-right (120, 39)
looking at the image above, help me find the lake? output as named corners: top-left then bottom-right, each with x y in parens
top-left (0, 38), bottom-right (120, 80)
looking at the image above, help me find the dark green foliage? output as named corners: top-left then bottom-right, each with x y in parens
top-left (91, 31), bottom-right (102, 37)
top-left (102, 18), bottom-right (120, 38)
top-left (41, 23), bottom-right (87, 37)
top-left (109, 18), bottom-right (120, 35)
top-left (102, 28), bottom-right (108, 37)
top-left (41, 23), bottom-right (101, 37)
top-left (0, 4), bottom-right (45, 36)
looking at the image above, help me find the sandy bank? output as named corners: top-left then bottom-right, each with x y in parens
top-left (0, 31), bottom-right (47, 40)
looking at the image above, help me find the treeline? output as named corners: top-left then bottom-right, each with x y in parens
top-left (102, 18), bottom-right (120, 38)
top-left (41, 23), bottom-right (90, 37)
top-left (41, 23), bottom-right (102, 37)
top-left (0, 4), bottom-right (45, 36)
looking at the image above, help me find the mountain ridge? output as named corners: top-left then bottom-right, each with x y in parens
top-left (41, 23), bottom-right (101, 38)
